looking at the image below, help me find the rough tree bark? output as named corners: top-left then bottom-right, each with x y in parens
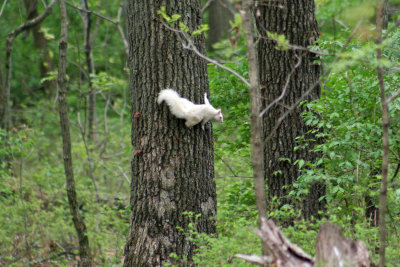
top-left (23, 0), bottom-right (57, 95)
top-left (256, 0), bottom-right (325, 220)
top-left (123, 0), bottom-right (217, 266)
top-left (57, 1), bottom-right (92, 266)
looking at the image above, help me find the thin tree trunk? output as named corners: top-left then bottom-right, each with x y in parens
top-left (256, 0), bottom-right (325, 221)
top-left (376, 1), bottom-right (389, 266)
top-left (23, 0), bottom-right (57, 95)
top-left (0, 51), bottom-right (4, 125)
top-left (123, 0), bottom-right (217, 266)
top-left (240, 0), bottom-right (268, 255)
top-left (80, 0), bottom-right (97, 142)
top-left (58, 1), bottom-right (92, 266)
top-left (79, 0), bottom-right (100, 203)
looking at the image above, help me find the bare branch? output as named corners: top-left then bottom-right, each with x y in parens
top-left (160, 21), bottom-right (251, 87)
top-left (66, 1), bottom-right (116, 24)
top-left (201, 0), bottom-right (215, 14)
top-left (117, 0), bottom-right (129, 55)
top-left (66, 0), bottom-right (128, 56)
top-left (7, 0), bottom-right (58, 43)
top-left (385, 90), bottom-right (400, 104)
top-left (235, 254), bottom-right (274, 265)
top-left (262, 20), bottom-right (363, 143)
top-left (0, 0), bottom-right (8, 17)
top-left (3, 0), bottom-right (58, 131)
top-left (259, 54), bottom-right (302, 117)
top-left (256, 34), bottom-right (335, 57)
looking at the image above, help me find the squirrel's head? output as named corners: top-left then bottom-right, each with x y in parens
top-left (214, 109), bottom-right (223, 123)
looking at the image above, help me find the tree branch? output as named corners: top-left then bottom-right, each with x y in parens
top-left (160, 20), bottom-right (251, 87)
top-left (0, 0), bottom-right (8, 18)
top-left (259, 54), bottom-right (302, 117)
top-left (116, 0), bottom-right (129, 55)
top-left (3, 0), bottom-right (58, 132)
top-left (66, 0), bottom-right (128, 56)
top-left (385, 90), bottom-right (400, 104)
top-left (66, 1), bottom-right (116, 24)
top-left (201, 0), bottom-right (215, 14)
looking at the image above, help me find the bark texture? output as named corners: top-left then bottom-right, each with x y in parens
top-left (124, 0), bottom-right (217, 266)
top-left (58, 1), bottom-right (92, 266)
top-left (315, 223), bottom-right (371, 267)
top-left (256, 0), bottom-right (325, 220)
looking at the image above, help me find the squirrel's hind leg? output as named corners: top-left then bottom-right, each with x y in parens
top-left (185, 116), bottom-right (202, 128)
top-left (201, 119), bottom-right (210, 130)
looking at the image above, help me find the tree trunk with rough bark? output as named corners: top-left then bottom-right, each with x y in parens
top-left (58, 1), bottom-right (92, 266)
top-left (123, 1), bottom-right (217, 266)
top-left (256, 0), bottom-right (325, 221)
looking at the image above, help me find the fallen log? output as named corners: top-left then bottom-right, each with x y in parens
top-left (236, 217), bottom-right (374, 267)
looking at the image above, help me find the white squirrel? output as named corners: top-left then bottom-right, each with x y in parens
top-left (157, 89), bottom-right (223, 129)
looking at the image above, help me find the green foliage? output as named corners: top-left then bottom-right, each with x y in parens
top-left (166, 211), bottom-right (259, 267)
top-left (266, 31), bottom-right (291, 50)
top-left (2, 0), bottom-right (400, 265)
top-left (0, 114), bottom-right (130, 265)
top-left (158, 7), bottom-right (209, 37)
top-left (289, 21), bottom-right (400, 265)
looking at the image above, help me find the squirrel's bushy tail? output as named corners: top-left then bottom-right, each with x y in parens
top-left (157, 89), bottom-right (190, 119)
top-left (157, 89), bottom-right (180, 105)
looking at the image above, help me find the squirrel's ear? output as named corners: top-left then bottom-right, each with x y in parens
top-left (217, 109), bottom-right (221, 114)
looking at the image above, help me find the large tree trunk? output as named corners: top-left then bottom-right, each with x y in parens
top-left (58, 1), bottom-right (92, 266)
top-left (256, 0), bottom-right (325, 220)
top-left (123, 1), bottom-right (217, 266)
